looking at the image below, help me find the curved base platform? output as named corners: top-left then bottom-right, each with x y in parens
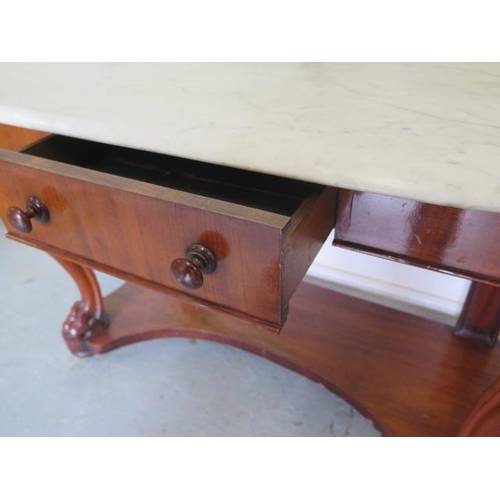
top-left (76, 280), bottom-right (500, 437)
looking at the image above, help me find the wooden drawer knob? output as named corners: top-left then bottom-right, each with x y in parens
top-left (170, 243), bottom-right (217, 290)
top-left (7, 196), bottom-right (50, 234)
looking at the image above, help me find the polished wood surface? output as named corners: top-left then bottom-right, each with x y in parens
top-left (455, 282), bottom-right (500, 345)
top-left (53, 256), bottom-right (109, 357)
top-left (2, 125), bottom-right (500, 436)
top-left (69, 279), bottom-right (500, 436)
top-left (0, 124), bottom-right (48, 151)
top-left (460, 374), bottom-right (500, 436)
top-left (0, 135), bottom-right (336, 330)
top-left (335, 190), bottom-right (500, 285)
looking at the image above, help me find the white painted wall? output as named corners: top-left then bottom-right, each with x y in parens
top-left (306, 229), bottom-right (470, 325)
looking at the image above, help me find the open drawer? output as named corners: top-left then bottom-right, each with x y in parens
top-left (0, 135), bottom-right (336, 331)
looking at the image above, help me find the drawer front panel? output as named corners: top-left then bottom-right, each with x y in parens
top-left (334, 190), bottom-right (500, 284)
top-left (0, 159), bottom-right (284, 327)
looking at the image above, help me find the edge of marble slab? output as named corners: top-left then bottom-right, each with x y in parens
top-left (0, 105), bottom-right (498, 214)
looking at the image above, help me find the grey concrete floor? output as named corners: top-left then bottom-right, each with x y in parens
top-left (0, 227), bottom-right (380, 437)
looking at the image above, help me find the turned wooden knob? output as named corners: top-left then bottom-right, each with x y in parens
top-left (171, 243), bottom-right (217, 290)
top-left (7, 196), bottom-right (50, 234)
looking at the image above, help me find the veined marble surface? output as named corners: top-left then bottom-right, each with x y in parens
top-left (0, 63), bottom-right (498, 212)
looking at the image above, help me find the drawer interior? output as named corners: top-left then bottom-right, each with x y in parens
top-left (23, 135), bottom-right (320, 216)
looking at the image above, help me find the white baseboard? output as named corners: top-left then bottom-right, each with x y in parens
top-left (305, 262), bottom-right (466, 326)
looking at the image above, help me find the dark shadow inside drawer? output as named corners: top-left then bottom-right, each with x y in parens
top-left (22, 135), bottom-right (320, 215)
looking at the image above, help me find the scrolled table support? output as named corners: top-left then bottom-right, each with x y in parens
top-left (52, 255), bottom-right (109, 357)
top-left (460, 375), bottom-right (500, 436)
top-left (454, 281), bottom-right (500, 346)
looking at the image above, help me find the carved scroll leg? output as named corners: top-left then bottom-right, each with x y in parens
top-left (460, 374), bottom-right (500, 436)
top-left (454, 281), bottom-right (500, 346)
top-left (52, 255), bottom-right (110, 357)
top-left (455, 282), bottom-right (500, 435)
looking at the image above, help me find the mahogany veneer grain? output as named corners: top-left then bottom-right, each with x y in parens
top-left (80, 280), bottom-right (500, 437)
top-left (2, 125), bottom-right (499, 436)
top-left (335, 190), bottom-right (500, 285)
top-left (455, 282), bottom-right (500, 345)
top-left (460, 374), bottom-right (500, 436)
top-left (0, 124), bottom-right (48, 151)
top-left (0, 135), bottom-right (336, 330)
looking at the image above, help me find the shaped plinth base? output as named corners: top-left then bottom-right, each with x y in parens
top-left (74, 280), bottom-right (500, 437)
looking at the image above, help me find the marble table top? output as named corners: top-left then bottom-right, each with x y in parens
top-left (0, 63), bottom-right (498, 212)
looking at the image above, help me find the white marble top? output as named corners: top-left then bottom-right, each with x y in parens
top-left (0, 63), bottom-right (498, 212)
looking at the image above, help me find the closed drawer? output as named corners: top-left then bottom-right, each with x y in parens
top-left (334, 189), bottom-right (500, 284)
top-left (0, 135), bottom-right (336, 330)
